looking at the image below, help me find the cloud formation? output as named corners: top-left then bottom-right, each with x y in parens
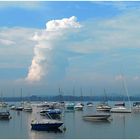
top-left (0, 1), bottom-right (42, 10)
top-left (25, 16), bottom-right (81, 82)
top-left (0, 38), bottom-right (15, 46)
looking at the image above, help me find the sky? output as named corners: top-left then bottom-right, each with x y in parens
top-left (0, 1), bottom-right (140, 97)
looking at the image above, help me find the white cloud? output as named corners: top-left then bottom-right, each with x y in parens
top-left (1, 8), bottom-right (140, 89)
top-left (25, 16), bottom-right (81, 82)
top-left (0, 27), bottom-right (38, 68)
top-left (0, 1), bottom-right (43, 10)
top-left (0, 38), bottom-right (15, 46)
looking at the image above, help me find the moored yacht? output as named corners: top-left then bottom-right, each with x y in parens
top-left (23, 106), bottom-right (32, 112)
top-left (83, 114), bottom-right (111, 121)
top-left (132, 102), bottom-right (140, 111)
top-left (110, 102), bottom-right (131, 113)
top-left (110, 105), bottom-right (131, 113)
top-left (74, 103), bottom-right (83, 111)
top-left (111, 73), bottom-right (132, 113)
top-left (87, 102), bottom-right (94, 107)
top-left (65, 102), bottom-right (75, 111)
top-left (96, 103), bottom-right (111, 112)
top-left (0, 111), bottom-right (11, 120)
top-left (31, 119), bottom-right (63, 131)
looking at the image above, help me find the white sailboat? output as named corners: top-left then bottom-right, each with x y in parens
top-left (96, 89), bottom-right (111, 112)
top-left (16, 88), bottom-right (24, 111)
top-left (87, 88), bottom-right (94, 107)
top-left (111, 74), bottom-right (132, 113)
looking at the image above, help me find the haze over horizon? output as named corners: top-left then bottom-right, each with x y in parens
top-left (0, 1), bottom-right (140, 96)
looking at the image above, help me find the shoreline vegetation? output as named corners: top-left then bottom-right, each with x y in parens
top-left (1, 95), bottom-right (140, 102)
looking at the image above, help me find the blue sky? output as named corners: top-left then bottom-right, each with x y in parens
top-left (0, 1), bottom-right (140, 96)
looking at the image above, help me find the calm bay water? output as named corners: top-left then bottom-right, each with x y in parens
top-left (0, 101), bottom-right (140, 139)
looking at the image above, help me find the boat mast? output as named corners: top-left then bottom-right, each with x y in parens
top-left (121, 73), bottom-right (131, 110)
top-left (104, 88), bottom-right (108, 103)
top-left (80, 88), bottom-right (83, 102)
top-left (20, 88), bottom-right (23, 103)
top-left (1, 89), bottom-right (3, 102)
top-left (59, 87), bottom-right (63, 102)
top-left (73, 86), bottom-right (75, 102)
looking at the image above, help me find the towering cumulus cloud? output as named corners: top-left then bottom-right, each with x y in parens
top-left (25, 16), bottom-right (81, 82)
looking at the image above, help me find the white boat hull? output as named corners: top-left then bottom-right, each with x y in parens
top-left (83, 114), bottom-right (111, 121)
top-left (110, 107), bottom-right (131, 113)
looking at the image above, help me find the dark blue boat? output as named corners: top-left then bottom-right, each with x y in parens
top-left (31, 119), bottom-right (63, 131)
top-left (46, 109), bottom-right (62, 114)
top-left (0, 111), bottom-right (11, 120)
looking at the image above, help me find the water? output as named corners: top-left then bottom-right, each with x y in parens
top-left (0, 101), bottom-right (140, 139)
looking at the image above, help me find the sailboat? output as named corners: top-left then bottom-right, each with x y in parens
top-left (74, 88), bottom-right (84, 111)
top-left (58, 88), bottom-right (65, 108)
top-left (16, 88), bottom-right (24, 111)
top-left (65, 87), bottom-right (75, 112)
top-left (23, 92), bottom-right (32, 112)
top-left (111, 74), bottom-right (131, 113)
top-left (87, 88), bottom-right (94, 107)
top-left (96, 89), bottom-right (111, 112)
top-left (0, 90), bottom-right (8, 108)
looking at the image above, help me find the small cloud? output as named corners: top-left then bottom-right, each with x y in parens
top-left (0, 1), bottom-right (43, 10)
top-left (0, 38), bottom-right (15, 46)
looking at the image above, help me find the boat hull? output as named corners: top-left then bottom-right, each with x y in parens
top-left (96, 108), bottom-right (111, 112)
top-left (0, 112), bottom-right (11, 120)
top-left (83, 114), bottom-right (111, 121)
top-left (110, 108), bottom-right (131, 113)
top-left (31, 123), bottom-right (63, 131)
top-left (23, 108), bottom-right (32, 112)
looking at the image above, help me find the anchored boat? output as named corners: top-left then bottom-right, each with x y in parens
top-left (0, 111), bottom-right (11, 120)
top-left (83, 114), bottom-right (111, 121)
top-left (74, 103), bottom-right (83, 111)
top-left (31, 119), bottom-right (63, 131)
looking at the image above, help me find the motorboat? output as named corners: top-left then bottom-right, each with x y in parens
top-left (87, 102), bottom-right (94, 107)
top-left (74, 103), bottom-right (83, 111)
top-left (16, 106), bottom-right (24, 111)
top-left (110, 106), bottom-right (131, 113)
top-left (96, 103), bottom-right (111, 112)
top-left (9, 105), bottom-right (16, 110)
top-left (83, 114), bottom-right (111, 121)
top-left (132, 102), bottom-right (140, 111)
top-left (31, 119), bottom-right (63, 131)
top-left (37, 102), bottom-right (50, 108)
top-left (23, 106), bottom-right (32, 112)
top-left (0, 111), bottom-right (11, 120)
top-left (65, 102), bottom-right (75, 111)
top-left (0, 102), bottom-right (8, 107)
top-left (23, 102), bottom-right (32, 112)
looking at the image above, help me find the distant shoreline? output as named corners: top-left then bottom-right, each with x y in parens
top-left (1, 95), bottom-right (140, 102)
